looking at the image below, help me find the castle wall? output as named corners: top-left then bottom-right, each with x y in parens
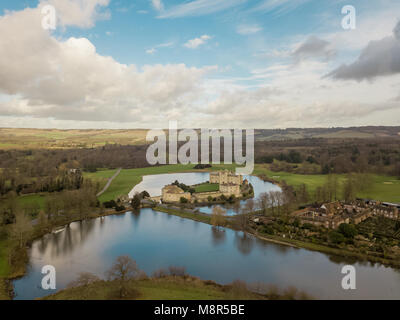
top-left (162, 191), bottom-right (191, 203)
top-left (210, 171), bottom-right (243, 185)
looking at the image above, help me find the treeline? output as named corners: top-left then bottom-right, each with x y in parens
top-left (255, 137), bottom-right (400, 176)
top-left (0, 144), bottom-right (149, 196)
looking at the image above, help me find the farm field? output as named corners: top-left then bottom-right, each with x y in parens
top-left (0, 128), bottom-right (148, 149)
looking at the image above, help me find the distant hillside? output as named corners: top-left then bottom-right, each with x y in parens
top-left (254, 127), bottom-right (400, 141)
top-left (0, 126), bottom-right (399, 149)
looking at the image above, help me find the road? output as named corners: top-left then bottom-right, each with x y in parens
top-left (96, 168), bottom-right (122, 197)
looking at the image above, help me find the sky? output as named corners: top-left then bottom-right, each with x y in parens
top-left (0, 0), bottom-right (399, 129)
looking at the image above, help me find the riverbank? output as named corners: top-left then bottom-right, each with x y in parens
top-left (41, 276), bottom-right (267, 300)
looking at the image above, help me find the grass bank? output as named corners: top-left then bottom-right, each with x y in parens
top-left (153, 206), bottom-right (212, 225)
top-left (42, 277), bottom-right (265, 300)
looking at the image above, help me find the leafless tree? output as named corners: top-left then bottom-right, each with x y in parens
top-left (68, 272), bottom-right (100, 288)
top-left (11, 212), bottom-right (32, 248)
top-left (106, 255), bottom-right (140, 298)
top-left (257, 193), bottom-right (270, 215)
top-left (211, 206), bottom-right (226, 229)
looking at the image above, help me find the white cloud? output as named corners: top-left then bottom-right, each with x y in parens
top-left (0, 1), bottom-right (399, 129)
top-left (146, 42), bottom-right (174, 54)
top-left (252, 0), bottom-right (311, 15)
top-left (0, 3), bottom-right (212, 124)
top-left (236, 24), bottom-right (262, 35)
top-left (158, 0), bottom-right (246, 19)
top-left (146, 48), bottom-right (156, 54)
top-left (41, 0), bottom-right (110, 28)
top-left (151, 0), bottom-right (163, 11)
top-left (184, 35), bottom-right (212, 49)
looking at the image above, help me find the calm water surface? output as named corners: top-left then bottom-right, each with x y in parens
top-left (13, 173), bottom-right (400, 300)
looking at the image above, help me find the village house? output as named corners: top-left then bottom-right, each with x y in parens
top-left (293, 199), bottom-right (399, 230)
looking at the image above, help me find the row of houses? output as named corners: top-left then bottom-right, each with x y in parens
top-left (292, 200), bottom-right (399, 229)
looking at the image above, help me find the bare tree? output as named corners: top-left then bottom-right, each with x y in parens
top-left (244, 199), bottom-right (255, 214)
top-left (211, 206), bottom-right (226, 229)
top-left (106, 255), bottom-right (140, 298)
top-left (68, 272), bottom-right (100, 288)
top-left (11, 212), bottom-right (32, 248)
top-left (257, 193), bottom-right (270, 215)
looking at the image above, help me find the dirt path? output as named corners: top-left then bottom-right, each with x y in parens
top-left (96, 168), bottom-right (122, 197)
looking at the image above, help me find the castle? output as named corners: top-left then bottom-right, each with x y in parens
top-left (161, 170), bottom-right (249, 204)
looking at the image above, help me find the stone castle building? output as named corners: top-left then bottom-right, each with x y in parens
top-left (210, 170), bottom-right (243, 185)
top-left (161, 185), bottom-right (191, 203)
top-left (161, 170), bottom-right (249, 204)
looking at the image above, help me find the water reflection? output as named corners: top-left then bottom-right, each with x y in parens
top-left (13, 209), bottom-right (400, 300)
top-left (234, 232), bottom-right (255, 256)
top-left (211, 227), bottom-right (226, 246)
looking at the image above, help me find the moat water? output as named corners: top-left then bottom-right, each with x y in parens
top-left (13, 173), bottom-right (400, 300)
top-left (128, 172), bottom-right (281, 215)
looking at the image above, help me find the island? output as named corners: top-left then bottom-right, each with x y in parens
top-left (159, 170), bottom-right (253, 204)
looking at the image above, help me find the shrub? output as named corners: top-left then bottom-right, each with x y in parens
top-left (338, 223), bottom-right (358, 239)
top-left (329, 231), bottom-right (345, 244)
top-left (180, 197), bottom-right (188, 204)
top-left (103, 200), bottom-right (117, 208)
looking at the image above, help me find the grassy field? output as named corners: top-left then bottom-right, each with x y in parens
top-left (253, 164), bottom-right (400, 203)
top-left (253, 164), bottom-right (347, 193)
top-left (194, 183), bottom-right (219, 193)
top-left (87, 164), bottom-right (238, 202)
top-left (43, 277), bottom-right (264, 300)
top-left (356, 174), bottom-right (400, 203)
top-left (15, 193), bottom-right (47, 210)
top-left (83, 168), bottom-right (120, 190)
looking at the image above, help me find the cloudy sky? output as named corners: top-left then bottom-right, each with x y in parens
top-left (0, 0), bottom-right (399, 129)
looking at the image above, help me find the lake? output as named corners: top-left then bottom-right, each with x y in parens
top-left (13, 173), bottom-right (400, 300)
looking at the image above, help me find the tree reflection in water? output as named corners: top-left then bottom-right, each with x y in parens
top-left (211, 226), bottom-right (226, 246)
top-left (36, 219), bottom-right (98, 259)
top-left (234, 231), bottom-right (254, 256)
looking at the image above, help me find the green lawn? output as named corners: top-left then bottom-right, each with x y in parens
top-left (357, 174), bottom-right (400, 203)
top-left (194, 183), bottom-right (219, 193)
top-left (88, 164), bottom-right (238, 202)
top-left (253, 164), bottom-right (347, 193)
top-left (254, 164), bottom-right (400, 203)
top-left (15, 193), bottom-right (46, 211)
top-left (83, 168), bottom-right (120, 190)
